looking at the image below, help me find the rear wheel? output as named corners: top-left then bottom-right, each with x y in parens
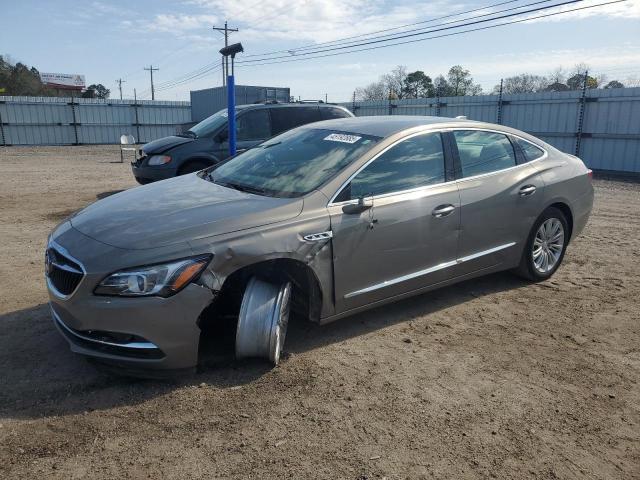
top-left (178, 160), bottom-right (210, 175)
top-left (235, 277), bottom-right (292, 366)
top-left (515, 207), bottom-right (568, 281)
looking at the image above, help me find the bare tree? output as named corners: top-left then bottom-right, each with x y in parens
top-left (354, 80), bottom-right (387, 101)
top-left (381, 65), bottom-right (408, 99)
top-left (547, 67), bottom-right (566, 85)
top-left (492, 74), bottom-right (548, 94)
top-left (624, 75), bottom-right (640, 87)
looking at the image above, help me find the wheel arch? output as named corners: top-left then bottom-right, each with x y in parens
top-left (177, 156), bottom-right (218, 175)
top-left (215, 258), bottom-right (324, 324)
top-left (546, 201), bottom-right (574, 242)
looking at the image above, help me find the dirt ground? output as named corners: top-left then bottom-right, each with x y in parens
top-left (0, 145), bottom-right (638, 479)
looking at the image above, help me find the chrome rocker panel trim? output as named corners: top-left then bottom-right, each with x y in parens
top-left (344, 242), bottom-right (516, 299)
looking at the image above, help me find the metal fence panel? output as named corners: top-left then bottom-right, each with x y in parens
top-left (341, 87), bottom-right (640, 174)
top-left (0, 96), bottom-right (191, 146)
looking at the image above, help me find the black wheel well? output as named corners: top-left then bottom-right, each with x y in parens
top-left (178, 157), bottom-right (214, 175)
top-left (203, 259), bottom-right (322, 328)
top-left (548, 202), bottom-right (574, 242)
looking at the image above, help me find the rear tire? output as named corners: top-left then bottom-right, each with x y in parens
top-left (235, 277), bottom-right (292, 366)
top-left (515, 207), bottom-right (569, 281)
top-left (178, 160), bottom-right (210, 175)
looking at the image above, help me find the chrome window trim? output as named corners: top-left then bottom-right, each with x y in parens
top-left (328, 127), bottom-right (548, 206)
top-left (344, 241), bottom-right (516, 299)
top-left (51, 307), bottom-right (160, 350)
top-left (328, 129), bottom-right (448, 206)
top-left (45, 240), bottom-right (86, 300)
top-left (449, 127), bottom-right (548, 183)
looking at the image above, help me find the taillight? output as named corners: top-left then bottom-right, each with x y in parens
top-left (587, 169), bottom-right (593, 180)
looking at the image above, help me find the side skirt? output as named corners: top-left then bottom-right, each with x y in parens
top-left (318, 263), bottom-right (506, 326)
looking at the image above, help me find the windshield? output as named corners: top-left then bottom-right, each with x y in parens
top-left (207, 128), bottom-right (380, 198)
top-left (189, 108), bottom-right (229, 137)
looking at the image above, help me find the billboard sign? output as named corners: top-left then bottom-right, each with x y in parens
top-left (40, 72), bottom-right (86, 89)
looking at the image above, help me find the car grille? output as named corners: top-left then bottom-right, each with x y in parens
top-left (46, 247), bottom-right (84, 296)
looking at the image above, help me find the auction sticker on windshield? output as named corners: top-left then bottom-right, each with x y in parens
top-left (324, 133), bottom-right (362, 144)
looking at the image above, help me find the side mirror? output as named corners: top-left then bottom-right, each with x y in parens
top-left (342, 196), bottom-right (373, 214)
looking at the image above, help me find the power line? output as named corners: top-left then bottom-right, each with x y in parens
top-left (235, 0), bottom-right (624, 68)
top-left (150, 64), bottom-right (223, 95)
top-left (241, 0), bottom-right (526, 59)
top-left (237, 0), bottom-right (586, 65)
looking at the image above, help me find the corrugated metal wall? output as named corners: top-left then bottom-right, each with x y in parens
top-left (190, 85), bottom-right (291, 122)
top-left (0, 96), bottom-right (191, 146)
top-left (341, 87), bottom-right (640, 174)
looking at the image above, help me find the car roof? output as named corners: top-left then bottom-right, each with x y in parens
top-left (237, 102), bottom-right (349, 111)
top-left (302, 115), bottom-right (482, 138)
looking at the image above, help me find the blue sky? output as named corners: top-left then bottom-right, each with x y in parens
top-left (2, 0), bottom-right (639, 101)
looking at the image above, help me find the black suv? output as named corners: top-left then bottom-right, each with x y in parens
top-left (131, 102), bottom-right (354, 184)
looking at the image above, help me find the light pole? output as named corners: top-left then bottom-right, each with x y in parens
top-left (219, 42), bottom-right (244, 156)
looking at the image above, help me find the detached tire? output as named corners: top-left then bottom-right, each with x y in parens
top-left (178, 160), bottom-right (209, 175)
top-left (515, 207), bottom-right (569, 281)
top-left (235, 277), bottom-right (292, 365)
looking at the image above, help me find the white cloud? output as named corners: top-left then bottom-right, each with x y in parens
top-left (147, 13), bottom-right (219, 33)
top-left (525, 0), bottom-right (640, 22)
top-left (177, 0), bottom-right (640, 44)
top-left (180, 0), bottom-right (461, 42)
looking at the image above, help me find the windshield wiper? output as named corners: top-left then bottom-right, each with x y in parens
top-left (211, 177), bottom-right (268, 196)
top-left (262, 141), bottom-right (281, 149)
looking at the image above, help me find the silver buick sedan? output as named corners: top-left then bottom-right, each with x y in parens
top-left (46, 116), bottom-right (593, 375)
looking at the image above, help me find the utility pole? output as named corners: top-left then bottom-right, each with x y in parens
top-left (144, 65), bottom-right (159, 100)
top-left (213, 21), bottom-right (238, 87)
top-left (116, 78), bottom-right (126, 100)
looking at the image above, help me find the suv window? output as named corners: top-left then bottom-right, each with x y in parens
top-left (454, 130), bottom-right (516, 177)
top-left (320, 107), bottom-right (352, 120)
top-left (340, 133), bottom-right (445, 200)
top-left (237, 109), bottom-right (271, 141)
top-left (271, 107), bottom-right (322, 135)
top-left (513, 137), bottom-right (545, 162)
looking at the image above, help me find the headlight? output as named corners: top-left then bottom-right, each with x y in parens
top-left (94, 255), bottom-right (211, 297)
top-left (147, 155), bottom-right (172, 166)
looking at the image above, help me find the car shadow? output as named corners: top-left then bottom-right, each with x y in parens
top-left (96, 189), bottom-right (125, 200)
top-left (0, 272), bottom-right (527, 420)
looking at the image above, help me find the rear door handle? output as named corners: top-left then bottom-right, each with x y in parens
top-left (432, 204), bottom-right (456, 218)
top-left (519, 185), bottom-right (537, 196)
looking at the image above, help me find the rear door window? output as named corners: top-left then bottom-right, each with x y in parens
top-left (453, 130), bottom-right (517, 178)
top-left (236, 109), bottom-right (271, 141)
top-left (320, 107), bottom-right (352, 120)
top-left (271, 107), bottom-right (321, 135)
top-left (513, 137), bottom-right (545, 162)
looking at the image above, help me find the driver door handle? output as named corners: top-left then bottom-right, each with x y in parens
top-left (432, 204), bottom-right (456, 218)
top-left (519, 185), bottom-right (537, 196)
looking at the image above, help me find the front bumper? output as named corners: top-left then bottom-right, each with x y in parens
top-left (131, 162), bottom-right (178, 184)
top-left (49, 282), bottom-right (214, 371)
top-left (47, 224), bottom-right (215, 372)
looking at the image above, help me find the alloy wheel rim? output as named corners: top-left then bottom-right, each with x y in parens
top-left (532, 218), bottom-right (564, 274)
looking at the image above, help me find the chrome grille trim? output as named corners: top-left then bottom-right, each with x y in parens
top-left (45, 240), bottom-right (86, 300)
